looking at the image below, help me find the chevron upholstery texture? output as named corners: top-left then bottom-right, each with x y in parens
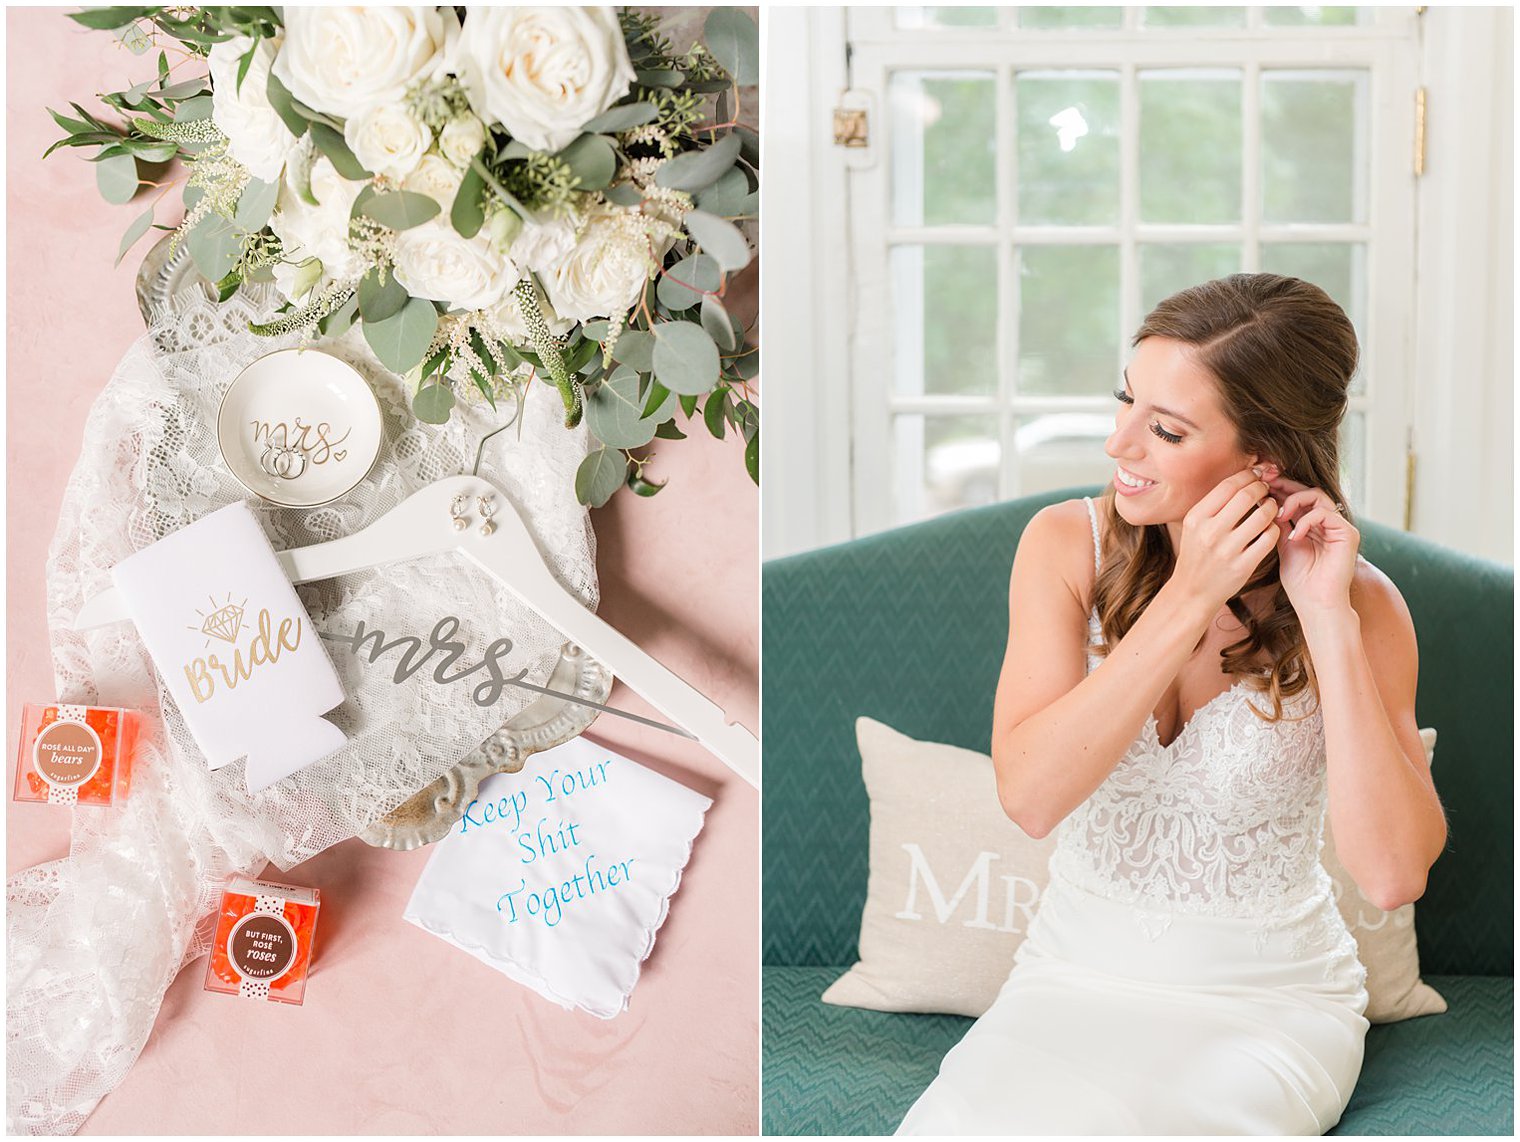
top-left (762, 489), bottom-right (1513, 1134)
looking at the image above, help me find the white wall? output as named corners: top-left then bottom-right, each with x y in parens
top-left (1411, 5), bottom-right (1514, 564)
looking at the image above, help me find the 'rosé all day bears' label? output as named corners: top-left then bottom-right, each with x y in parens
top-left (111, 501), bottom-right (347, 792)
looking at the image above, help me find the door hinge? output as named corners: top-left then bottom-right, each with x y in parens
top-left (1404, 437), bottom-right (1417, 531)
top-left (1414, 86), bottom-right (1428, 176)
top-left (834, 106), bottom-right (869, 148)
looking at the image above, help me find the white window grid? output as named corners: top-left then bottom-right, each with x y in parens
top-left (843, 6), bottom-right (1420, 538)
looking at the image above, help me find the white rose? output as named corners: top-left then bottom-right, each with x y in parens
top-left (455, 7), bottom-right (636, 153)
top-left (393, 219), bottom-right (520, 310)
top-left (344, 104), bottom-right (431, 179)
top-left (509, 213), bottom-right (580, 273)
top-left (208, 35), bottom-right (298, 182)
top-left (438, 114), bottom-right (487, 168)
top-left (273, 6), bottom-right (454, 121)
top-left (403, 153), bottom-right (464, 211)
top-left (269, 155), bottom-right (366, 298)
top-left (537, 205), bottom-right (651, 323)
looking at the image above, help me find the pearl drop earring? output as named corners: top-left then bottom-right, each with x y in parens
top-left (449, 494), bottom-right (469, 532)
top-left (477, 494), bottom-right (497, 537)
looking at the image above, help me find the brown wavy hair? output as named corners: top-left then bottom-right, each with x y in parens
top-left (1092, 273), bottom-right (1357, 720)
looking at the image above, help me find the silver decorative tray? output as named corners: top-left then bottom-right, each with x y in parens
top-left (137, 234), bottom-right (612, 850)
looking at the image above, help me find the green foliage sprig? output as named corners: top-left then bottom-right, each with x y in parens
top-left (48, 5), bottom-right (761, 505)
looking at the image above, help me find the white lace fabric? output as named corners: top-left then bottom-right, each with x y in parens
top-left (7, 296), bottom-right (599, 1135)
top-left (1056, 499), bottom-right (1343, 940)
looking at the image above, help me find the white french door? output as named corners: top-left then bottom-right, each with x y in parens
top-left (843, 6), bottom-right (1421, 539)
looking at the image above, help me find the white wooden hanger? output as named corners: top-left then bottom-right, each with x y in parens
top-left (75, 475), bottom-right (760, 788)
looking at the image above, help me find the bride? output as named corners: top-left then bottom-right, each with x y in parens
top-left (897, 274), bottom-right (1447, 1136)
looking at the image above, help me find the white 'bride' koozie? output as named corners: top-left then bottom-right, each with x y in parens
top-left (111, 501), bottom-right (347, 792)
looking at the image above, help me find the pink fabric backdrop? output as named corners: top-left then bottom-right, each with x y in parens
top-left (5, 10), bottom-right (758, 1134)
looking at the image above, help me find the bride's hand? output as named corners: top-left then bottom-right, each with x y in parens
top-left (1266, 474), bottom-right (1360, 616)
top-left (1170, 468), bottom-right (1281, 611)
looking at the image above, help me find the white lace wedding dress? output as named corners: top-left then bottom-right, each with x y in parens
top-left (897, 497), bottom-right (1368, 1136)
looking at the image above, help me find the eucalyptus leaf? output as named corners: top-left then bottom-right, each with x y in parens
top-left (358, 267), bottom-right (408, 322)
top-left (363, 296), bottom-right (439, 374)
top-left (657, 253), bottom-right (722, 311)
top-left (585, 367), bottom-right (675, 449)
top-left (186, 212), bottom-right (241, 281)
top-left (635, 68), bottom-right (684, 88)
top-left (744, 431), bottom-right (759, 483)
top-left (679, 393), bottom-right (699, 418)
top-left (412, 382), bottom-right (455, 425)
top-left (655, 132), bottom-right (741, 192)
top-left (450, 157), bottom-right (486, 237)
top-left (651, 321), bottom-right (721, 396)
top-left (156, 77), bottom-right (207, 101)
top-left (114, 206), bottom-right (155, 267)
top-left (701, 294), bottom-right (739, 351)
top-left (95, 151), bottom-right (139, 205)
top-left (310, 121), bottom-right (371, 180)
top-left (695, 167), bottom-right (750, 217)
top-left (704, 9), bottom-right (759, 86)
top-left (603, 183), bottom-right (642, 207)
top-left (580, 102), bottom-right (659, 134)
top-left (174, 94), bottom-right (214, 122)
top-left (684, 209), bottom-right (751, 272)
top-left (359, 190), bottom-right (440, 231)
top-left (736, 126), bottom-right (760, 169)
top-left (265, 71), bottom-right (308, 138)
top-left (557, 133), bottom-right (616, 192)
top-left (575, 447), bottom-right (628, 508)
top-left (324, 291), bottom-right (360, 339)
top-left (233, 177), bottom-right (278, 231)
top-left (582, 319), bottom-right (610, 341)
top-left (612, 329), bottom-right (655, 372)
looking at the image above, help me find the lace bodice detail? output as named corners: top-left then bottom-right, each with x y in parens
top-left (1051, 499), bottom-right (1334, 923)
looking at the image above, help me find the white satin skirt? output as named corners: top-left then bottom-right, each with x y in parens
top-left (896, 876), bottom-right (1369, 1136)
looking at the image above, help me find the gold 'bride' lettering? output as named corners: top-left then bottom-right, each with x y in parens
top-left (184, 608), bottom-right (303, 703)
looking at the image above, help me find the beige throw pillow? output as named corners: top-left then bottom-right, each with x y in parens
top-left (823, 717), bottom-right (1445, 1025)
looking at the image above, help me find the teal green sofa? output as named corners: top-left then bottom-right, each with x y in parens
top-left (762, 488), bottom-right (1513, 1135)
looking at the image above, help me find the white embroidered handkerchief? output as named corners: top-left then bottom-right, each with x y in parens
top-left (403, 735), bottom-right (712, 1018)
top-left (110, 500), bottom-right (347, 792)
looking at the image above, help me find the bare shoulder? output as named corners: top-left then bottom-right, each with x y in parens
top-left (1349, 556), bottom-right (1419, 658)
top-left (1015, 498), bottom-right (1102, 606)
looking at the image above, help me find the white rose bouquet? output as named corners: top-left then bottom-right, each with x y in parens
top-left (48, 5), bottom-right (759, 504)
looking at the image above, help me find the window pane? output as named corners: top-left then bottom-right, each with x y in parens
top-left (1258, 242), bottom-right (1367, 394)
top-left (900, 414), bottom-right (1001, 524)
top-left (890, 245), bottom-right (999, 397)
top-left (1338, 411), bottom-right (1366, 517)
top-left (1264, 7), bottom-right (1363, 27)
top-left (1014, 412), bottom-right (1115, 499)
top-left (1261, 70), bottom-right (1368, 224)
top-left (890, 71), bottom-right (997, 227)
top-left (1142, 7), bottom-right (1246, 27)
top-left (1017, 245), bottom-right (1120, 397)
top-left (1139, 70), bottom-right (1243, 223)
top-left (896, 6), bottom-right (1000, 29)
top-left (1017, 7), bottom-right (1123, 30)
top-left (1139, 244), bottom-right (1242, 315)
top-left (1017, 71), bottom-right (1121, 226)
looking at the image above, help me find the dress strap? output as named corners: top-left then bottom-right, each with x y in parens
top-left (1082, 497), bottom-right (1102, 575)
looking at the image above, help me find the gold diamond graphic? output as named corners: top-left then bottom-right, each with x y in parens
top-left (201, 603), bottom-right (245, 643)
